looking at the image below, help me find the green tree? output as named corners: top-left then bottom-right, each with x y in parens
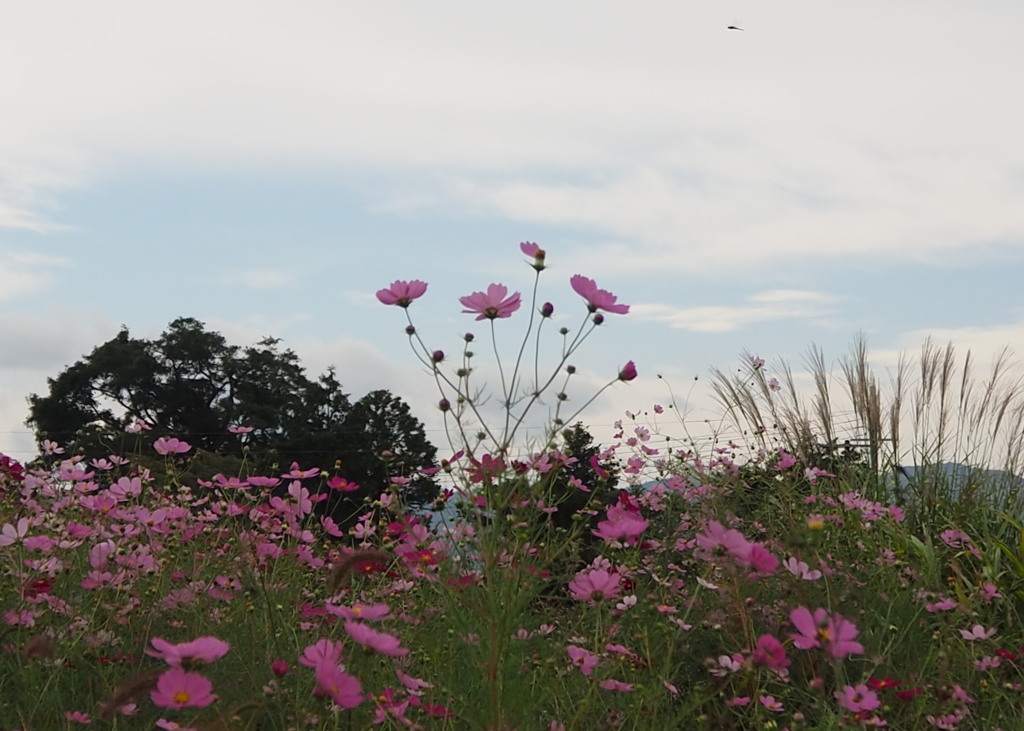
top-left (26, 318), bottom-right (437, 519)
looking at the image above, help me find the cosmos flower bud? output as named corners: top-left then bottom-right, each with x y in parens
top-left (540, 302), bottom-right (554, 317)
top-left (431, 350), bottom-right (444, 363)
top-left (618, 361), bottom-right (638, 382)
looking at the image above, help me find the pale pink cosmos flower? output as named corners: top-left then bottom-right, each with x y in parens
top-left (784, 556), bottom-right (823, 581)
top-left (376, 280), bottom-right (428, 307)
top-left (150, 668), bottom-right (217, 709)
top-left (147, 637), bottom-right (230, 667)
top-left (459, 283), bottom-right (522, 320)
top-left (959, 624), bottom-right (996, 641)
top-left (344, 621), bottom-right (409, 656)
top-left (760, 695), bottom-right (784, 712)
top-left (153, 437), bottom-right (191, 455)
top-left (0, 517), bottom-right (30, 547)
top-left (835, 684), bottom-right (880, 713)
top-left (568, 567), bottom-right (621, 604)
top-left (569, 275), bottom-right (629, 314)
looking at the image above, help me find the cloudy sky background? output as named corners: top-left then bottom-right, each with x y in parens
top-left (2, 1), bottom-right (1023, 464)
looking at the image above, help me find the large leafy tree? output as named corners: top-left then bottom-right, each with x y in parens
top-left (27, 318), bottom-right (437, 513)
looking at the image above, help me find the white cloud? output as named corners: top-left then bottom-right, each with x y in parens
top-left (0, 1), bottom-right (1021, 271)
top-left (0, 250), bottom-right (72, 301)
top-left (230, 269), bottom-right (296, 291)
top-left (633, 289), bottom-right (839, 332)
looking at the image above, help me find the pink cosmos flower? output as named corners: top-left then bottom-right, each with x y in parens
top-left (835, 684), bottom-right (881, 713)
top-left (569, 275), bottom-right (629, 314)
top-left (618, 361), bottom-right (638, 382)
top-left (752, 634), bottom-right (790, 671)
top-left (326, 602), bottom-right (392, 621)
top-left (459, 283), bottom-right (522, 320)
top-left (695, 521), bottom-right (751, 563)
top-left (520, 242), bottom-right (546, 270)
top-left (153, 437), bottom-right (191, 455)
top-left (299, 639), bottom-right (345, 668)
top-left (959, 624), bottom-right (996, 641)
top-left (746, 543), bottom-right (778, 574)
top-left (327, 475), bottom-right (360, 492)
top-left (979, 583), bottom-right (1002, 603)
top-left (774, 449), bottom-right (797, 471)
top-left (599, 679), bottom-right (635, 692)
top-left (147, 636), bottom-right (230, 667)
top-left (376, 280), bottom-right (428, 307)
top-left (759, 695), bottom-right (784, 712)
top-left (567, 645), bottom-right (598, 676)
top-left (314, 663), bottom-right (363, 708)
top-left (592, 498), bottom-right (648, 544)
top-left (568, 567), bottom-right (621, 603)
top-left (344, 621), bottom-right (409, 656)
top-left (789, 606), bottom-right (864, 658)
top-left (150, 668), bottom-right (217, 709)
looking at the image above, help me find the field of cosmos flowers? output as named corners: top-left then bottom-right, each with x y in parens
top-left (2, 243), bottom-right (1023, 730)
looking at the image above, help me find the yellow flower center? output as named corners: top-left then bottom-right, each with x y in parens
top-left (173, 690), bottom-right (191, 704)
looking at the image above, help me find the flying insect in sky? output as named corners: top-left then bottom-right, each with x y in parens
top-left (727, 24), bottom-right (744, 31)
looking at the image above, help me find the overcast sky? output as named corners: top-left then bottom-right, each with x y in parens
top-left (2, 1), bottom-right (1023, 464)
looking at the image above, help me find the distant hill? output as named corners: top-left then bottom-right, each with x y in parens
top-left (893, 461), bottom-right (1024, 507)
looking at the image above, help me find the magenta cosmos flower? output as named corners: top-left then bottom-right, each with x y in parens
top-left (789, 606), bottom-right (864, 658)
top-left (376, 280), bottom-right (428, 308)
top-left (150, 668), bottom-right (217, 709)
top-left (147, 636), bottom-right (230, 668)
top-left (459, 283), bottom-right (521, 320)
top-left (314, 663), bottom-right (363, 709)
top-left (570, 275), bottom-right (629, 314)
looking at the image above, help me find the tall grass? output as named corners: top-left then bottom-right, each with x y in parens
top-left (710, 335), bottom-right (1024, 519)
